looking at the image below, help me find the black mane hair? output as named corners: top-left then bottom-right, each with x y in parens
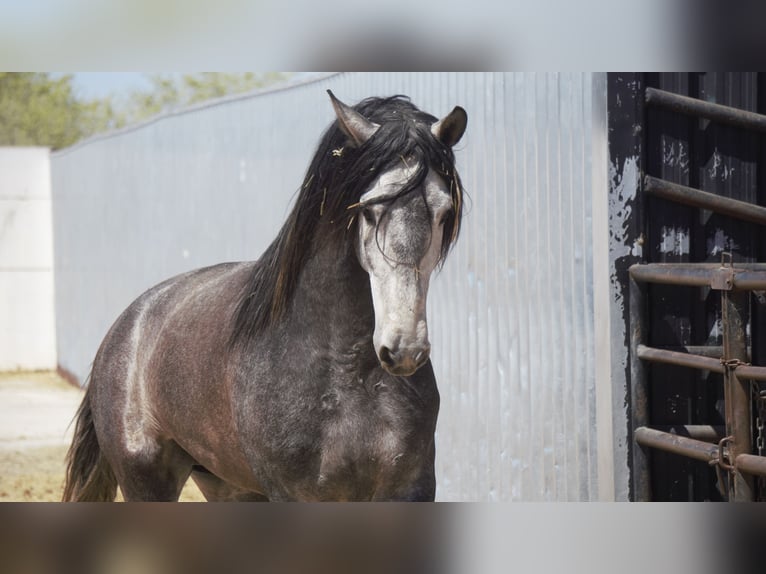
top-left (230, 95), bottom-right (465, 345)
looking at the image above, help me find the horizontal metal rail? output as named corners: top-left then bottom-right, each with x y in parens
top-left (670, 345), bottom-right (724, 358)
top-left (637, 344), bottom-right (724, 374)
top-left (735, 364), bottom-right (766, 382)
top-left (645, 87), bottom-right (766, 134)
top-left (735, 271), bottom-right (766, 291)
top-left (644, 175), bottom-right (766, 227)
top-left (638, 344), bottom-right (766, 381)
top-left (656, 425), bottom-right (724, 442)
top-left (634, 427), bottom-right (719, 464)
top-left (630, 263), bottom-right (710, 286)
top-left (736, 454), bottom-right (766, 477)
top-left (629, 263), bottom-right (766, 290)
top-left (636, 427), bottom-right (766, 478)
top-left (662, 345), bottom-right (751, 361)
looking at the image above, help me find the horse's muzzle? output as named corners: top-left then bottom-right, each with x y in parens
top-left (378, 344), bottom-right (430, 376)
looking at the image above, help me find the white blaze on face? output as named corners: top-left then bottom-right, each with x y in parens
top-left (356, 164), bottom-right (453, 376)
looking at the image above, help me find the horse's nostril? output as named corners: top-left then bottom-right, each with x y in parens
top-left (379, 345), bottom-right (429, 374)
top-left (379, 346), bottom-right (395, 367)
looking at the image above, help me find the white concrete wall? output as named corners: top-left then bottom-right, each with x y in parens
top-left (0, 147), bottom-right (57, 371)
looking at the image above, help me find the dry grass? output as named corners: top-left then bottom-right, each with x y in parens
top-left (0, 442), bottom-right (206, 502)
top-left (0, 371), bottom-right (205, 502)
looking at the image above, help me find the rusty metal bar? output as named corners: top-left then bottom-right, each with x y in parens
top-left (735, 454), bottom-right (766, 478)
top-left (644, 175), bottom-right (766, 227)
top-left (734, 271), bottom-right (766, 291)
top-left (735, 364), bottom-right (766, 382)
top-left (629, 262), bottom-right (711, 287)
top-left (662, 345), bottom-right (752, 361)
top-left (658, 425), bottom-right (724, 442)
top-left (645, 87), bottom-right (766, 134)
top-left (636, 427), bottom-right (766, 478)
top-left (669, 345), bottom-right (725, 359)
top-left (629, 273), bottom-right (651, 501)
top-left (634, 427), bottom-right (719, 464)
top-left (639, 345), bottom-right (766, 380)
top-left (637, 344), bottom-right (725, 374)
top-left (722, 290), bottom-right (754, 501)
top-left (629, 263), bottom-right (766, 290)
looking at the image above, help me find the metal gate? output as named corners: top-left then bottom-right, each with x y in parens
top-left (614, 73), bottom-right (766, 501)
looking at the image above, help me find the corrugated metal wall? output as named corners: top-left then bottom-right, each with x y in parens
top-left (51, 72), bottom-right (622, 501)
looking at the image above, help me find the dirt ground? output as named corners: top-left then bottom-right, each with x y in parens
top-left (0, 372), bottom-right (204, 502)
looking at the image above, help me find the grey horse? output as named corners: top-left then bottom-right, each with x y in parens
top-left (63, 91), bottom-right (467, 501)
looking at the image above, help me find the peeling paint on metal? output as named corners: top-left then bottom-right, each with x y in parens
top-left (660, 226), bottom-right (690, 256)
top-left (661, 140), bottom-right (690, 173)
top-left (707, 228), bottom-right (740, 257)
top-left (608, 155), bottom-right (641, 266)
top-left (708, 147), bottom-right (736, 181)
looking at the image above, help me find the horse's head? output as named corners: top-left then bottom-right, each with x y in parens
top-left (329, 92), bottom-right (467, 376)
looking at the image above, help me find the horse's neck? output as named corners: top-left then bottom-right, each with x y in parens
top-left (289, 241), bottom-right (376, 353)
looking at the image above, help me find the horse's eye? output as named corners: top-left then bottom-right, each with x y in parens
top-left (439, 211), bottom-right (453, 226)
top-left (362, 208), bottom-right (375, 224)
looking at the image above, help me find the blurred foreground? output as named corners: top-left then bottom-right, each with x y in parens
top-left (1, 502), bottom-right (761, 574)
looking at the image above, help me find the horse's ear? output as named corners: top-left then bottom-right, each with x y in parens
top-left (327, 90), bottom-right (380, 147)
top-left (431, 106), bottom-right (467, 148)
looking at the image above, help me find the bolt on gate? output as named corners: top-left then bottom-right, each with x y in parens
top-left (627, 79), bottom-right (766, 501)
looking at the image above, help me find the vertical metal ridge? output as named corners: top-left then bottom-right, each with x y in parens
top-left (583, 74), bottom-right (599, 500)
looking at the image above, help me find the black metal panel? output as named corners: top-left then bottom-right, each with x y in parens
top-left (607, 73), bottom-right (647, 501)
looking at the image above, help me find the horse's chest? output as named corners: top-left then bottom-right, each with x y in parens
top-left (242, 375), bottom-right (436, 500)
top-left (310, 394), bottom-right (430, 500)
top-left (315, 429), bottom-right (415, 500)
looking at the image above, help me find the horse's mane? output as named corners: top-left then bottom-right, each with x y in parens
top-left (230, 95), bottom-right (464, 346)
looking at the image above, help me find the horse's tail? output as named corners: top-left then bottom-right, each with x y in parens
top-left (62, 376), bottom-right (118, 502)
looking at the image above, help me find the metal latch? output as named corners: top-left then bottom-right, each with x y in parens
top-left (711, 252), bottom-right (735, 291)
top-left (711, 267), bottom-right (735, 290)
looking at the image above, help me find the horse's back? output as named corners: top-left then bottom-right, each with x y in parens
top-left (94, 261), bottom-right (249, 379)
